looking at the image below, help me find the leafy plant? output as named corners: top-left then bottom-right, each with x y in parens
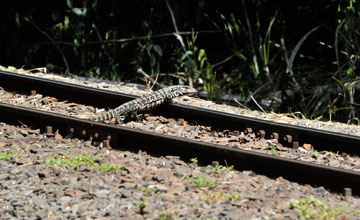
top-left (136, 198), bottom-right (147, 215)
top-left (46, 153), bottom-right (122, 172)
top-left (141, 187), bottom-right (158, 195)
top-left (131, 27), bottom-right (163, 76)
top-left (288, 196), bottom-right (353, 219)
top-left (231, 193), bottom-right (242, 201)
top-left (266, 146), bottom-right (277, 155)
top-left (98, 163), bottom-right (123, 172)
top-left (205, 165), bottom-right (234, 173)
top-left (46, 153), bottom-right (95, 170)
top-left (0, 152), bottom-right (19, 160)
top-left (185, 176), bottom-right (218, 189)
top-left (190, 157), bottom-right (198, 164)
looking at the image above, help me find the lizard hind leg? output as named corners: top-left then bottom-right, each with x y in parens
top-left (123, 112), bottom-right (139, 123)
top-left (115, 114), bottom-right (123, 124)
top-left (164, 97), bottom-right (174, 104)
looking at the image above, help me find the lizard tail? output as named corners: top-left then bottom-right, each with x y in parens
top-left (90, 110), bottom-right (116, 122)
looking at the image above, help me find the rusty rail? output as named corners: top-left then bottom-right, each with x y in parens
top-left (0, 102), bottom-right (359, 195)
top-left (1, 70), bottom-right (360, 154)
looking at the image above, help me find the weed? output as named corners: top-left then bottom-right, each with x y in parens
top-left (98, 163), bottom-right (123, 172)
top-left (208, 192), bottom-right (225, 200)
top-left (206, 165), bottom-right (234, 173)
top-left (46, 153), bottom-right (94, 170)
top-left (314, 150), bottom-right (319, 158)
top-left (231, 193), bottom-right (242, 201)
top-left (190, 157), bottom-right (198, 164)
top-left (6, 66), bottom-right (16, 72)
top-left (266, 146), bottom-right (277, 155)
top-left (158, 215), bottom-right (168, 220)
top-left (141, 187), bottom-right (158, 195)
top-left (46, 153), bottom-right (122, 172)
top-left (137, 198), bottom-right (147, 215)
top-left (0, 152), bottom-right (19, 160)
top-left (185, 176), bottom-right (218, 189)
top-left (288, 196), bottom-right (351, 219)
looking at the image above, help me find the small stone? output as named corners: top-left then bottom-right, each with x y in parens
top-left (120, 190), bottom-right (132, 198)
top-left (122, 182), bottom-right (136, 189)
top-left (58, 196), bottom-right (72, 204)
top-left (36, 210), bottom-right (48, 219)
top-left (54, 130), bottom-right (63, 140)
top-left (64, 191), bottom-right (76, 198)
top-left (10, 198), bottom-right (24, 208)
top-left (29, 149), bottom-right (38, 154)
top-left (152, 174), bottom-right (165, 182)
top-left (19, 129), bottom-right (29, 136)
top-left (41, 97), bottom-right (50, 105)
top-left (96, 189), bottom-right (110, 197)
top-left (38, 170), bottom-right (51, 179)
top-left (50, 166), bottom-right (61, 176)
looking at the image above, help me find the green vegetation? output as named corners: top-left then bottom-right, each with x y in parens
top-left (45, 153), bottom-right (122, 172)
top-left (185, 176), bottom-right (218, 189)
top-left (141, 187), bottom-right (158, 195)
top-left (136, 198), bottom-right (147, 215)
top-left (266, 146), bottom-right (277, 155)
top-left (205, 165), bottom-right (234, 173)
top-left (157, 215), bottom-right (170, 220)
top-left (98, 163), bottom-right (124, 172)
top-left (190, 157), bottom-right (198, 164)
top-left (66, 149), bottom-right (73, 155)
top-left (288, 196), bottom-right (357, 219)
top-left (313, 150), bottom-right (319, 158)
top-left (207, 192), bottom-right (225, 200)
top-left (2, 1), bottom-right (360, 122)
top-left (230, 193), bottom-right (242, 201)
top-left (0, 152), bottom-right (19, 160)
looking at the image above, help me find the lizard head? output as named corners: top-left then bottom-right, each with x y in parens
top-left (178, 85), bottom-right (197, 96)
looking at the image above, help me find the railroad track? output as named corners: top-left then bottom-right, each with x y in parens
top-left (1, 70), bottom-right (360, 154)
top-left (0, 70), bottom-right (360, 195)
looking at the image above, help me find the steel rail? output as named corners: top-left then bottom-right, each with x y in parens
top-left (0, 102), bottom-right (359, 195)
top-left (1, 70), bottom-right (360, 154)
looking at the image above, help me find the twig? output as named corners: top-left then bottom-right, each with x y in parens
top-left (137, 68), bottom-right (165, 89)
top-left (211, 54), bottom-right (236, 69)
top-left (234, 98), bottom-right (249, 109)
top-left (165, 0), bottom-right (197, 87)
top-left (348, 102), bottom-right (360, 107)
top-left (24, 17), bottom-right (70, 75)
top-left (250, 95), bottom-right (267, 113)
top-left (244, 82), bottom-right (269, 105)
top-left (165, 0), bottom-right (187, 53)
top-left (46, 30), bottom-right (223, 47)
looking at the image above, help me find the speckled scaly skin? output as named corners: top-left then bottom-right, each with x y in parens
top-left (90, 85), bottom-right (197, 123)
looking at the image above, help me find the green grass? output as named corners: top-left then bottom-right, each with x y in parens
top-left (207, 192), bottom-right (225, 200)
top-left (98, 163), bottom-right (123, 172)
top-left (158, 215), bottom-right (168, 220)
top-left (141, 187), bottom-right (158, 195)
top-left (0, 152), bottom-right (19, 160)
top-left (45, 153), bottom-right (122, 172)
top-left (190, 157), bottom-right (198, 164)
top-left (136, 198), bottom-right (147, 215)
top-left (288, 196), bottom-right (356, 219)
top-left (185, 176), bottom-right (218, 189)
top-left (205, 165), bottom-right (234, 173)
top-left (231, 193), bottom-right (242, 201)
top-left (266, 146), bottom-right (277, 155)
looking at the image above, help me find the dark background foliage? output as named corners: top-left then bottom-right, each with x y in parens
top-left (0, 0), bottom-right (359, 122)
